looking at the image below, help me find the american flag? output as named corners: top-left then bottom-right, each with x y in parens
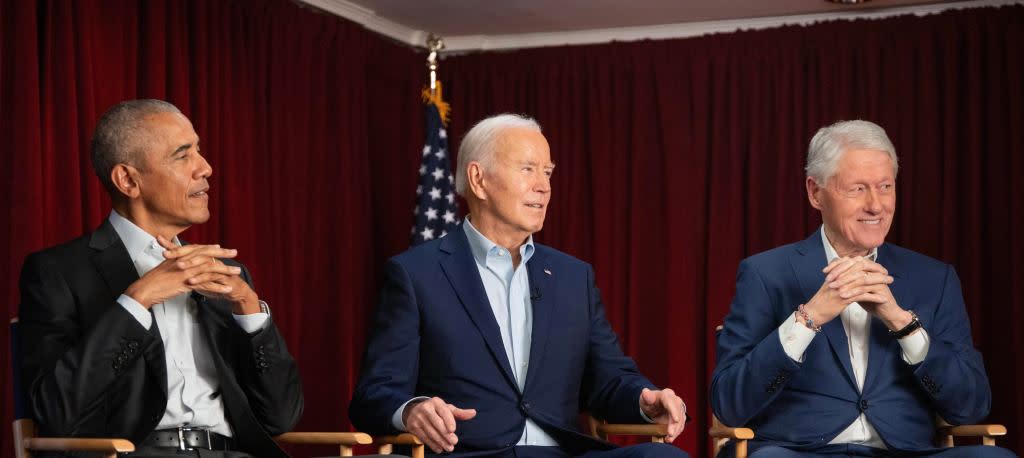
top-left (411, 102), bottom-right (459, 245)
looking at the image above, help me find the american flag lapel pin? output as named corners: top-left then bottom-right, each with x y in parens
top-left (544, 269), bottom-right (552, 276)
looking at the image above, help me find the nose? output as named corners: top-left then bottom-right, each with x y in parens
top-left (535, 171), bottom-right (551, 194)
top-left (195, 151), bottom-right (213, 179)
top-left (864, 188), bottom-right (882, 213)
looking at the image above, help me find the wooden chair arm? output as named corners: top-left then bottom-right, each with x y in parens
top-left (374, 433), bottom-right (425, 458)
top-left (596, 423), bottom-right (668, 437)
top-left (23, 437), bottom-right (135, 452)
top-left (274, 432), bottom-right (372, 457)
top-left (275, 431), bottom-right (373, 445)
top-left (709, 423), bottom-right (755, 440)
top-left (938, 424), bottom-right (1007, 438)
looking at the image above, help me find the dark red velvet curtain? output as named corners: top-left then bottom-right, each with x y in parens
top-left (0, 0), bottom-right (426, 455)
top-left (441, 7), bottom-right (1024, 455)
top-left (2, 1), bottom-right (1021, 456)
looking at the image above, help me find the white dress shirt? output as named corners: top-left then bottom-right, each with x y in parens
top-left (777, 226), bottom-right (930, 448)
top-left (109, 211), bottom-right (268, 437)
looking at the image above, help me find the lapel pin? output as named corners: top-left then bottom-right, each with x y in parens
top-left (544, 269), bottom-right (552, 276)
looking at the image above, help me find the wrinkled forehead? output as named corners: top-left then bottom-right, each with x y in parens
top-left (832, 148), bottom-right (896, 182)
top-left (493, 127), bottom-right (551, 163)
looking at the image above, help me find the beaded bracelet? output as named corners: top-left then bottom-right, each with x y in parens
top-left (796, 304), bottom-right (822, 333)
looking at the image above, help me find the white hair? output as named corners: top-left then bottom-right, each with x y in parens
top-left (455, 113), bottom-right (542, 196)
top-left (806, 120), bottom-right (899, 186)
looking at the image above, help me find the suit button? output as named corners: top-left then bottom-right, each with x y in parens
top-left (520, 402), bottom-right (530, 413)
top-left (860, 400), bottom-right (869, 411)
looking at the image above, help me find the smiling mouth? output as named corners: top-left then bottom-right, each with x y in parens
top-left (189, 190), bottom-right (208, 199)
top-left (861, 219), bottom-right (881, 225)
top-left (525, 203), bottom-right (544, 209)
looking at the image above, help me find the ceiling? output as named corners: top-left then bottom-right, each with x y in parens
top-left (300, 0), bottom-right (1011, 51)
top-left (338, 0), bottom-right (946, 36)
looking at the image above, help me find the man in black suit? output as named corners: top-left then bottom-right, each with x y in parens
top-left (18, 99), bottom-right (303, 457)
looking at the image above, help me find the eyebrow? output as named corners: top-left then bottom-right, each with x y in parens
top-left (171, 143), bottom-right (192, 156)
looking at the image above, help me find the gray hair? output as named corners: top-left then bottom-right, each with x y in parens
top-left (805, 120), bottom-right (898, 186)
top-left (91, 99), bottom-right (182, 192)
top-left (455, 113), bottom-right (542, 196)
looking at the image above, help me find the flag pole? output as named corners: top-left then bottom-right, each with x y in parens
top-left (426, 34), bottom-right (444, 94)
top-left (422, 34), bottom-right (450, 125)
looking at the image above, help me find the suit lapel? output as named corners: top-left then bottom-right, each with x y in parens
top-left (89, 220), bottom-right (140, 304)
top-left (863, 243), bottom-right (905, 391)
top-left (439, 226), bottom-right (518, 391)
top-left (523, 250), bottom-right (553, 393)
top-left (790, 232), bottom-right (858, 388)
top-left (88, 220), bottom-right (170, 396)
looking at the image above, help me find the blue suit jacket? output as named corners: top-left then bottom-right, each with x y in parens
top-left (349, 224), bottom-right (654, 455)
top-left (711, 232), bottom-right (992, 454)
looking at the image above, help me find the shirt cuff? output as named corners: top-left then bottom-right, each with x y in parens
top-left (778, 311), bottom-right (817, 362)
top-left (232, 313), bottom-right (270, 333)
top-left (392, 396), bottom-right (430, 431)
top-left (637, 392), bottom-right (686, 424)
top-left (898, 328), bottom-right (930, 365)
top-left (118, 294), bottom-right (152, 330)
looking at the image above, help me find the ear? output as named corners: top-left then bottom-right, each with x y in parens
top-left (466, 161), bottom-right (488, 201)
top-left (806, 176), bottom-right (824, 211)
top-left (111, 163), bottom-right (142, 199)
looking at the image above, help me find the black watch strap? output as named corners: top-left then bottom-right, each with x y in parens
top-left (890, 310), bottom-right (922, 339)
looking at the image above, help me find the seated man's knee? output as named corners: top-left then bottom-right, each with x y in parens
top-left (627, 442), bottom-right (688, 458)
top-left (748, 445), bottom-right (815, 458)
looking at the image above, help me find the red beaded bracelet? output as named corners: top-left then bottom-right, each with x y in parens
top-left (796, 304), bottom-right (822, 333)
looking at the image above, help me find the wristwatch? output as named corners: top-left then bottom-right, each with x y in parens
top-left (890, 310), bottom-right (921, 339)
top-left (258, 300), bottom-right (271, 317)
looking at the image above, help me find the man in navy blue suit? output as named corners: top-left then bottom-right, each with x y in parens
top-left (349, 114), bottom-right (689, 457)
top-left (711, 120), bottom-right (1014, 457)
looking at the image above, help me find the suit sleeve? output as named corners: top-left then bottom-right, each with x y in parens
top-left (229, 262), bottom-right (304, 436)
top-left (18, 251), bottom-right (162, 436)
top-left (348, 258), bottom-right (422, 434)
top-left (579, 265), bottom-right (656, 424)
top-left (710, 259), bottom-right (804, 427)
top-left (910, 265), bottom-right (991, 424)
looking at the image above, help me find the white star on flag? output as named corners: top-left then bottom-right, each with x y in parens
top-left (411, 100), bottom-right (458, 246)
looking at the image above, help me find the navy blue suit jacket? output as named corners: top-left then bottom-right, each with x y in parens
top-left (349, 224), bottom-right (654, 455)
top-left (711, 232), bottom-right (991, 453)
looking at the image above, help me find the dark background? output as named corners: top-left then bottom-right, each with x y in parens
top-left (2, 1), bottom-right (1021, 456)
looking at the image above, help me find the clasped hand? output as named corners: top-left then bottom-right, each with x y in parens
top-left (124, 236), bottom-right (260, 315)
top-left (804, 256), bottom-right (911, 330)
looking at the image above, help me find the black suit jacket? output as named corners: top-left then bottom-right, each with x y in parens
top-left (18, 220), bottom-right (303, 457)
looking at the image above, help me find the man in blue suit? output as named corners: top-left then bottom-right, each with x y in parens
top-left (711, 120), bottom-right (1014, 457)
top-left (349, 114), bottom-right (688, 457)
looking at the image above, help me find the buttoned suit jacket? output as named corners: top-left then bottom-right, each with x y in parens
top-left (18, 220), bottom-right (303, 458)
top-left (710, 232), bottom-right (991, 454)
top-left (348, 223), bottom-right (655, 456)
